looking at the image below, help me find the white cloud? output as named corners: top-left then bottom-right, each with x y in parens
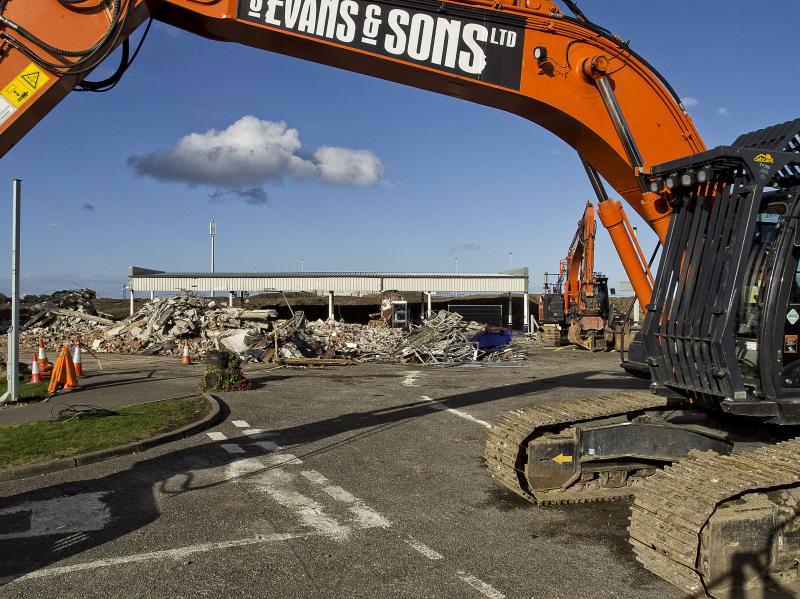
top-left (312, 146), bottom-right (384, 186)
top-left (717, 106), bottom-right (731, 117)
top-left (127, 116), bottom-right (384, 202)
top-left (681, 96), bottom-right (699, 108)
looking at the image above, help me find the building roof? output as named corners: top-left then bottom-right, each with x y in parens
top-left (128, 267), bottom-right (529, 294)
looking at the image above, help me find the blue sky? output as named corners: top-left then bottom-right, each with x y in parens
top-left (0, 1), bottom-right (797, 297)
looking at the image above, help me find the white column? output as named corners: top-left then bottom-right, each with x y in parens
top-left (228, 291), bottom-right (234, 307)
top-left (523, 292), bottom-right (530, 333)
top-left (129, 289), bottom-right (135, 316)
top-left (328, 291), bottom-right (335, 321)
top-left (150, 290), bottom-right (155, 301)
top-left (426, 292), bottom-right (433, 318)
top-left (633, 299), bottom-right (641, 325)
top-left (507, 292), bottom-right (513, 331)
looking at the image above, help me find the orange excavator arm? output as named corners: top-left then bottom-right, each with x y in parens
top-left (562, 201), bottom-right (593, 316)
top-left (0, 0), bottom-right (704, 288)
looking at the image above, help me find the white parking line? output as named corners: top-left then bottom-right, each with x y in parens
top-left (220, 444), bottom-right (245, 454)
top-left (262, 452), bottom-right (303, 466)
top-left (254, 440), bottom-right (281, 452)
top-left (300, 470), bottom-right (328, 485)
top-left (243, 429), bottom-right (273, 438)
top-left (404, 536), bottom-right (443, 560)
top-left (456, 571), bottom-right (506, 599)
top-left (255, 468), bottom-right (351, 540)
top-left (206, 432), bottom-right (227, 441)
top-left (300, 470), bottom-right (391, 529)
top-left (421, 396), bottom-right (491, 429)
top-left (1, 532), bottom-right (315, 584)
top-left (232, 420), bottom-right (250, 428)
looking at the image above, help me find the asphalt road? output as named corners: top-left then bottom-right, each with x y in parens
top-left (0, 349), bottom-right (682, 599)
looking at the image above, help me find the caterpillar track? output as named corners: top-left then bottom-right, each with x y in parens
top-left (484, 391), bottom-right (669, 504)
top-left (630, 438), bottom-right (800, 598)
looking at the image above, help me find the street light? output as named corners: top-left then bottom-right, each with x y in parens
top-left (299, 258), bottom-right (305, 272)
top-left (453, 257), bottom-right (459, 273)
top-left (209, 220), bottom-right (216, 273)
top-left (508, 251), bottom-right (513, 270)
top-left (209, 220), bottom-right (216, 298)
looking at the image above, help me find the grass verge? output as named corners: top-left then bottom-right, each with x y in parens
top-left (0, 377), bottom-right (50, 401)
top-left (0, 395), bottom-right (211, 468)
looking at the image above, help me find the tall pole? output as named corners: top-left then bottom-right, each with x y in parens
top-left (210, 220), bottom-right (216, 272)
top-left (508, 251), bottom-right (513, 270)
top-left (300, 258), bottom-right (304, 272)
top-left (2, 180), bottom-right (21, 404)
top-left (209, 220), bottom-right (216, 298)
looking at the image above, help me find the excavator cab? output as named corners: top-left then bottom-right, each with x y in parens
top-left (642, 119), bottom-right (800, 424)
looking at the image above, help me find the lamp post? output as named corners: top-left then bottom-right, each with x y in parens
top-left (453, 257), bottom-right (459, 273)
top-left (508, 251), bottom-right (513, 270)
top-left (2, 180), bottom-right (21, 404)
top-left (299, 258), bottom-right (305, 272)
top-left (209, 220), bottom-right (216, 298)
top-left (209, 220), bottom-right (216, 273)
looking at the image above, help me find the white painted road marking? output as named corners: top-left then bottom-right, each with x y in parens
top-left (254, 440), bottom-right (281, 452)
top-left (0, 532), bottom-right (316, 584)
top-left (220, 443), bottom-right (245, 454)
top-left (206, 431), bottom-right (227, 441)
top-left (457, 571), bottom-right (506, 599)
top-left (421, 396), bottom-right (491, 429)
top-left (299, 469), bottom-right (328, 485)
top-left (300, 470), bottom-right (391, 529)
top-left (231, 420), bottom-right (250, 428)
top-left (263, 452), bottom-right (303, 466)
top-left (404, 536), bottom-right (443, 560)
top-left (243, 428), bottom-right (273, 438)
top-left (401, 370), bottom-right (421, 386)
top-left (0, 493), bottom-right (109, 540)
top-left (226, 459), bottom-right (353, 540)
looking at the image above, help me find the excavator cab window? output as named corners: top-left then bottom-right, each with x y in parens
top-left (735, 200), bottom-right (785, 391)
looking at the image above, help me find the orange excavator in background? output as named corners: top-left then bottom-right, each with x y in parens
top-left (538, 201), bottom-right (613, 351)
top-left (2, 1), bottom-right (800, 596)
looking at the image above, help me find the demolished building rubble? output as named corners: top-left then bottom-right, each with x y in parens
top-left (1, 293), bottom-right (525, 365)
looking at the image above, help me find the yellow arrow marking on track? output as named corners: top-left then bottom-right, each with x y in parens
top-left (552, 453), bottom-right (573, 464)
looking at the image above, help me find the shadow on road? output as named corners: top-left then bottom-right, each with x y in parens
top-left (0, 368), bottom-right (645, 585)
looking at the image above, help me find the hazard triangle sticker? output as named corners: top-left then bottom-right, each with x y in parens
top-left (20, 71), bottom-right (39, 89)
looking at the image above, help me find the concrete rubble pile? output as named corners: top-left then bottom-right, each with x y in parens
top-left (93, 295), bottom-right (277, 356)
top-left (272, 314), bottom-right (405, 362)
top-left (272, 310), bottom-right (520, 365)
top-left (396, 310), bottom-right (486, 364)
top-left (2, 292), bottom-right (525, 365)
top-left (12, 289), bottom-right (115, 350)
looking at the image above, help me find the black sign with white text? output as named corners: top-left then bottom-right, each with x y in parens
top-left (237, 0), bottom-right (525, 90)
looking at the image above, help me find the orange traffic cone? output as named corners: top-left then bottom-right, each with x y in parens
top-left (47, 347), bottom-right (80, 394)
top-left (29, 353), bottom-right (41, 384)
top-left (180, 342), bottom-right (192, 365)
top-left (73, 344), bottom-right (83, 377)
top-left (63, 348), bottom-right (80, 389)
top-left (38, 338), bottom-right (52, 373)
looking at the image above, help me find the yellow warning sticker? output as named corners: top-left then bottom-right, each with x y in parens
top-left (0, 63), bottom-right (49, 109)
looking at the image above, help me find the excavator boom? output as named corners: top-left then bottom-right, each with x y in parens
top-left (0, 0), bottom-right (702, 240)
